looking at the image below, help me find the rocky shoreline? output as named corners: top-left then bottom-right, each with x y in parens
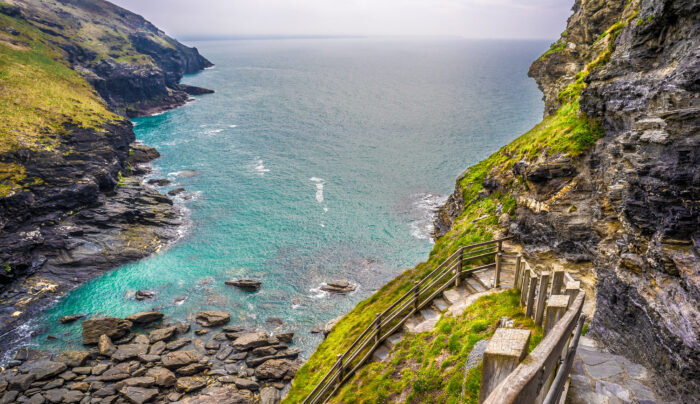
top-left (0, 310), bottom-right (300, 404)
top-left (0, 143), bottom-right (186, 364)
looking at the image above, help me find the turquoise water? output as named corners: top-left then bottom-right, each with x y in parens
top-left (31, 38), bottom-right (546, 356)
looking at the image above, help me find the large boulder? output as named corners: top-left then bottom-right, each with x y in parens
top-left (195, 311), bottom-right (230, 327)
top-left (260, 386), bottom-right (281, 404)
top-left (320, 280), bottom-right (356, 294)
top-left (161, 351), bottom-right (200, 369)
top-left (82, 318), bottom-right (132, 344)
top-left (231, 332), bottom-right (271, 351)
top-left (112, 343), bottom-right (149, 362)
top-left (254, 359), bottom-right (299, 381)
top-left (134, 290), bottom-right (156, 300)
top-left (125, 312), bottom-right (164, 325)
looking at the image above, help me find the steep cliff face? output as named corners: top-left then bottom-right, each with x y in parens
top-left (8, 0), bottom-right (213, 117)
top-left (435, 0), bottom-right (699, 400)
top-left (0, 0), bottom-right (207, 358)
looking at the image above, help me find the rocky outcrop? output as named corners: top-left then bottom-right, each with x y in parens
top-left (435, 0), bottom-right (699, 400)
top-left (0, 313), bottom-right (300, 404)
top-left (0, 0), bottom-right (210, 361)
top-left (11, 0), bottom-right (213, 117)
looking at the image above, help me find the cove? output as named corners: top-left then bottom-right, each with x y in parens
top-left (29, 38), bottom-right (546, 357)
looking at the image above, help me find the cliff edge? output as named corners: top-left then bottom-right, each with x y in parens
top-left (0, 0), bottom-right (211, 358)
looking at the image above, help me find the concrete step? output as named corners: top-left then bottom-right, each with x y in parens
top-left (372, 344), bottom-right (391, 362)
top-left (431, 298), bottom-right (449, 312)
top-left (386, 332), bottom-right (404, 349)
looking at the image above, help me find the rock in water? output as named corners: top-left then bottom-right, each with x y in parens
top-left (134, 290), bottom-right (156, 300)
top-left (225, 279), bottom-right (262, 291)
top-left (195, 311), bottom-right (230, 327)
top-left (125, 312), bottom-right (164, 325)
top-left (127, 143), bottom-right (160, 164)
top-left (167, 187), bottom-right (186, 196)
top-left (320, 280), bottom-right (357, 293)
top-left (146, 178), bottom-right (171, 186)
top-left (82, 318), bottom-right (133, 345)
top-left (58, 314), bottom-right (85, 324)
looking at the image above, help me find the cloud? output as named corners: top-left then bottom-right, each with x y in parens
top-left (109, 0), bottom-right (572, 40)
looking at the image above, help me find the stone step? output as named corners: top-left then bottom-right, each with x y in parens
top-left (420, 308), bottom-right (439, 322)
top-left (466, 276), bottom-right (487, 293)
top-left (431, 298), bottom-right (449, 312)
top-left (442, 286), bottom-right (469, 305)
top-left (385, 332), bottom-right (404, 349)
top-left (372, 344), bottom-right (391, 362)
top-left (474, 270), bottom-right (494, 289)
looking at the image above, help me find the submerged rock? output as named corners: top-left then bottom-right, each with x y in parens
top-left (146, 178), bottom-right (171, 186)
top-left (58, 314), bottom-right (85, 324)
top-left (225, 279), bottom-right (262, 292)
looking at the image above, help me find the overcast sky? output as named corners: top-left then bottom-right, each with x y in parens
top-left (109, 0), bottom-right (572, 40)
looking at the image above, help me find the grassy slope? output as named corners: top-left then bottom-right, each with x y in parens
top-left (0, 7), bottom-right (120, 197)
top-left (283, 5), bottom-right (639, 403)
top-left (331, 290), bottom-right (542, 404)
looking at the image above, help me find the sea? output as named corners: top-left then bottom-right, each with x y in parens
top-left (26, 37), bottom-right (546, 357)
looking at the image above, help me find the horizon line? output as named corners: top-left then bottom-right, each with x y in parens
top-left (178, 34), bottom-right (557, 42)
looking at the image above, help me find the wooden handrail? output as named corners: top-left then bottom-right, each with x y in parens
top-left (482, 290), bottom-right (585, 404)
top-left (302, 237), bottom-right (511, 404)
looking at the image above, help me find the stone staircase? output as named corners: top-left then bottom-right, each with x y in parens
top-left (372, 263), bottom-right (516, 362)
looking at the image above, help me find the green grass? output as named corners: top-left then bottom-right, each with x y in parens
top-left (284, 9), bottom-right (639, 402)
top-left (0, 12), bottom-right (122, 196)
top-left (329, 290), bottom-right (542, 404)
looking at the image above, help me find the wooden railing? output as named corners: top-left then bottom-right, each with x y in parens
top-left (481, 256), bottom-right (586, 404)
top-left (302, 237), bottom-right (513, 404)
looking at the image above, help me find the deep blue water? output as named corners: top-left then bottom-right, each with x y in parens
top-left (31, 38), bottom-right (546, 356)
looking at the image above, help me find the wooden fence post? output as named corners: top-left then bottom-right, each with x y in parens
top-left (336, 354), bottom-right (343, 383)
top-left (413, 281), bottom-right (420, 312)
top-left (520, 269), bottom-right (530, 306)
top-left (374, 313), bottom-right (381, 343)
top-left (551, 271), bottom-right (565, 295)
top-left (544, 295), bottom-right (570, 336)
top-left (565, 282), bottom-right (581, 308)
top-left (525, 273), bottom-right (538, 318)
top-left (494, 242), bottom-right (503, 288)
top-left (514, 255), bottom-right (522, 289)
top-left (535, 272), bottom-right (551, 326)
top-left (479, 328), bottom-right (531, 403)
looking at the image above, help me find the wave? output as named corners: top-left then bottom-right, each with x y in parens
top-left (309, 177), bottom-right (324, 203)
top-left (229, 125), bottom-right (238, 128)
top-left (409, 193), bottom-right (448, 242)
top-left (254, 159), bottom-right (270, 175)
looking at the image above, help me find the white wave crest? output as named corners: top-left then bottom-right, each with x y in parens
top-left (409, 193), bottom-right (448, 242)
top-left (310, 177), bottom-right (324, 203)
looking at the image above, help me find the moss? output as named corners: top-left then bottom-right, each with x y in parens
top-left (117, 171), bottom-right (126, 187)
top-left (4, 263), bottom-right (11, 274)
top-left (582, 323), bottom-right (589, 336)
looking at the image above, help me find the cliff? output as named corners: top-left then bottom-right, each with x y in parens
top-left (438, 0), bottom-right (699, 400)
top-left (287, 0), bottom-right (698, 402)
top-left (0, 0), bottom-right (211, 357)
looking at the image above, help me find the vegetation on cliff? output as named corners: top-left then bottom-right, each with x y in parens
top-left (0, 8), bottom-right (121, 197)
top-left (284, 3), bottom-right (640, 402)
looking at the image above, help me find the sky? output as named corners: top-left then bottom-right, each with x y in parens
top-left (109, 0), bottom-right (572, 40)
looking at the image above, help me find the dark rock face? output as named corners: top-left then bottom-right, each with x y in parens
top-left (0, 0), bottom-right (213, 361)
top-left (436, 0), bottom-right (698, 400)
